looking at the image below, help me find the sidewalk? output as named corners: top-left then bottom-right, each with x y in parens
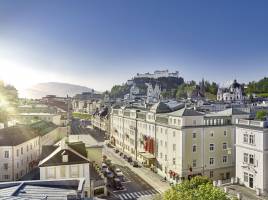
top-left (130, 164), bottom-right (170, 193)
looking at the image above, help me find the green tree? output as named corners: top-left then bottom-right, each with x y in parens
top-left (164, 176), bottom-right (231, 200)
top-left (256, 110), bottom-right (267, 120)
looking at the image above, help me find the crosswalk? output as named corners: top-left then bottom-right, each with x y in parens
top-left (116, 189), bottom-right (158, 200)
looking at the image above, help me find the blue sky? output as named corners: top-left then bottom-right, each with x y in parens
top-left (0, 0), bottom-right (268, 92)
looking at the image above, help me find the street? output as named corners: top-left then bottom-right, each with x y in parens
top-left (103, 146), bottom-right (159, 200)
top-left (71, 118), bottom-right (159, 200)
top-left (71, 118), bottom-right (106, 142)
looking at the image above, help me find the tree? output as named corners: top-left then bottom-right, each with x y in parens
top-left (0, 81), bottom-right (18, 123)
top-left (256, 110), bottom-right (267, 120)
top-left (163, 176), bottom-right (231, 200)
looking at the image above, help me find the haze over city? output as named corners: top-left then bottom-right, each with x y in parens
top-left (1, 0), bottom-right (268, 95)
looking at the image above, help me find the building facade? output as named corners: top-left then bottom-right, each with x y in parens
top-left (110, 103), bottom-right (249, 183)
top-left (135, 70), bottom-right (179, 79)
top-left (235, 118), bottom-right (268, 195)
top-left (0, 126), bottom-right (40, 182)
top-left (217, 80), bottom-right (244, 102)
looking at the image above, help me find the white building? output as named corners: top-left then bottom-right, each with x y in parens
top-left (10, 113), bottom-right (61, 126)
top-left (0, 121), bottom-right (66, 182)
top-left (146, 83), bottom-right (161, 103)
top-left (135, 70), bottom-right (179, 79)
top-left (0, 126), bottom-right (40, 182)
top-left (39, 141), bottom-right (106, 197)
top-left (217, 80), bottom-right (244, 102)
top-left (110, 103), bottom-right (249, 183)
top-left (235, 118), bottom-right (268, 195)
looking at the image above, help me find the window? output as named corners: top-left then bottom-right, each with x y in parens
top-left (173, 119), bottom-right (176, 124)
top-left (160, 153), bottom-right (163, 159)
top-left (223, 156), bottom-right (227, 163)
top-left (21, 147), bottom-right (23, 155)
top-left (70, 166), bottom-right (79, 178)
top-left (209, 158), bottom-right (214, 165)
top-left (249, 154), bottom-right (254, 164)
top-left (243, 153), bottom-right (248, 163)
top-left (165, 155), bottom-right (167, 161)
top-left (192, 160), bottom-right (197, 167)
top-left (173, 144), bottom-right (176, 151)
top-left (27, 145), bottom-right (29, 152)
top-left (193, 120), bottom-right (196, 125)
top-left (209, 144), bottom-right (215, 151)
top-left (17, 162), bottom-right (19, 168)
top-left (4, 151), bottom-right (9, 158)
top-left (160, 140), bottom-right (163, 146)
top-left (165, 142), bottom-right (167, 148)
top-left (210, 132), bottom-right (214, 137)
top-left (16, 149), bottom-right (19, 157)
top-left (3, 163), bottom-right (8, 170)
top-left (243, 134), bottom-right (248, 143)
top-left (210, 171), bottom-right (214, 178)
top-left (173, 158), bottom-right (176, 165)
top-left (222, 142), bottom-right (227, 150)
top-left (244, 172), bottom-right (248, 182)
top-left (224, 130), bottom-right (227, 136)
top-left (192, 145), bottom-right (197, 152)
top-left (192, 132), bottom-right (196, 139)
top-left (3, 175), bottom-right (9, 180)
top-left (249, 135), bottom-right (255, 145)
top-left (173, 131), bottom-right (176, 137)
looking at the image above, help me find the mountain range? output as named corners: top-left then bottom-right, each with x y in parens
top-left (19, 82), bottom-right (95, 99)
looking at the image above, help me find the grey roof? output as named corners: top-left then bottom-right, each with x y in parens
top-left (206, 108), bottom-right (249, 117)
top-left (39, 142), bottom-right (89, 167)
top-left (0, 126), bottom-right (38, 146)
top-left (168, 107), bottom-right (204, 117)
top-left (0, 179), bottom-right (84, 200)
top-left (150, 102), bottom-right (171, 113)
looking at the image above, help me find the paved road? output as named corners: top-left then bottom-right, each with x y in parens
top-left (103, 146), bottom-right (159, 200)
top-left (71, 118), bottom-right (105, 142)
top-left (71, 118), bottom-right (159, 199)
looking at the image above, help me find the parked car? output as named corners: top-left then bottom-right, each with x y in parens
top-left (105, 170), bottom-right (114, 179)
top-left (127, 157), bottom-right (133, 163)
top-left (112, 178), bottom-right (123, 190)
top-left (115, 168), bottom-right (124, 176)
top-left (101, 163), bottom-right (108, 173)
top-left (132, 161), bottom-right (139, 167)
top-left (119, 152), bottom-right (123, 157)
top-left (114, 149), bottom-right (119, 153)
top-left (123, 155), bottom-right (128, 160)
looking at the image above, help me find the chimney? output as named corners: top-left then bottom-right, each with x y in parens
top-left (61, 150), bottom-right (68, 163)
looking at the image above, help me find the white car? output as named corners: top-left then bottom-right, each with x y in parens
top-left (101, 163), bottom-right (108, 173)
top-left (115, 168), bottom-right (124, 176)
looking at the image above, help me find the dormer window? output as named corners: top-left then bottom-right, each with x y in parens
top-left (61, 151), bottom-right (68, 163)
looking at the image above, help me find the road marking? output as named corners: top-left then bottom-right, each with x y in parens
top-left (121, 193), bottom-right (128, 199)
top-left (129, 193), bottom-right (136, 198)
top-left (133, 192), bottom-right (139, 197)
top-left (125, 193), bottom-right (132, 198)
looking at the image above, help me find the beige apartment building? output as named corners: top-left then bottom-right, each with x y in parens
top-left (0, 121), bottom-right (67, 182)
top-left (110, 103), bottom-right (249, 183)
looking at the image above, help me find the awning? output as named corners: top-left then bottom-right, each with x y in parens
top-left (138, 152), bottom-right (155, 159)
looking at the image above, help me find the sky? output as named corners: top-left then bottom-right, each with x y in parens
top-left (0, 0), bottom-right (268, 94)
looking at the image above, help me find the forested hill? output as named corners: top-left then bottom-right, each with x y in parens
top-left (246, 77), bottom-right (268, 97)
top-left (110, 76), bottom-right (184, 98)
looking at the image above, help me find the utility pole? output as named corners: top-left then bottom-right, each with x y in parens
top-left (66, 95), bottom-right (71, 142)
